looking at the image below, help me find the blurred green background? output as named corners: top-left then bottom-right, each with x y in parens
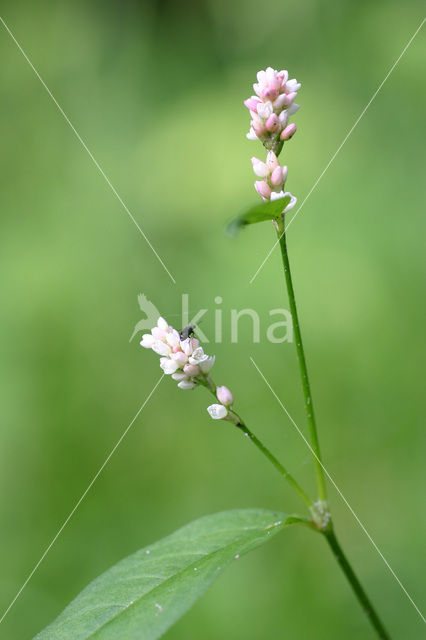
top-left (0, 1), bottom-right (425, 638)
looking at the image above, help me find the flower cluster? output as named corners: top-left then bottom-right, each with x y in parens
top-left (251, 150), bottom-right (296, 210)
top-left (140, 317), bottom-right (214, 390)
top-left (245, 67), bottom-right (300, 149)
top-left (245, 66), bottom-right (300, 209)
top-left (207, 386), bottom-right (234, 421)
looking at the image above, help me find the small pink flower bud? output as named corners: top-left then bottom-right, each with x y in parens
top-left (255, 180), bottom-right (272, 200)
top-left (266, 150), bottom-right (279, 170)
top-left (216, 386), bottom-right (234, 406)
top-left (265, 113), bottom-right (279, 132)
top-left (283, 92), bottom-right (297, 106)
top-left (183, 363), bottom-right (201, 377)
top-left (270, 166), bottom-right (284, 187)
top-left (171, 351), bottom-right (188, 367)
top-left (272, 94), bottom-right (287, 111)
top-left (280, 123), bottom-right (297, 140)
top-left (244, 97), bottom-right (261, 111)
top-left (251, 120), bottom-right (267, 138)
top-left (260, 86), bottom-right (279, 101)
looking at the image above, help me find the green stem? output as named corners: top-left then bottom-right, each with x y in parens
top-left (276, 218), bottom-right (327, 504)
top-left (324, 529), bottom-right (391, 639)
top-left (202, 376), bottom-right (313, 510)
top-left (233, 414), bottom-right (313, 509)
top-left (275, 218), bottom-right (390, 638)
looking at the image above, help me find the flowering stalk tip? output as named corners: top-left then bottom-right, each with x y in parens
top-left (245, 66), bottom-right (300, 210)
top-left (245, 67), bottom-right (300, 155)
top-left (141, 317), bottom-right (214, 391)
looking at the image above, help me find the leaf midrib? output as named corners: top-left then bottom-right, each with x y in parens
top-left (84, 525), bottom-right (272, 639)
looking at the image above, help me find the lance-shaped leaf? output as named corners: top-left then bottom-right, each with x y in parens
top-left (34, 509), bottom-right (305, 640)
top-left (227, 197), bottom-right (290, 236)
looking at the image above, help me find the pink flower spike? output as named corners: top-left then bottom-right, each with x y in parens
top-left (255, 180), bottom-right (272, 200)
top-left (280, 123), bottom-right (297, 140)
top-left (265, 113), bottom-right (279, 132)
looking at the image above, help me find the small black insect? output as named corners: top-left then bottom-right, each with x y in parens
top-left (179, 325), bottom-right (196, 340)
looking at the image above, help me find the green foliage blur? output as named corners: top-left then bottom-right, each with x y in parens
top-left (0, 1), bottom-right (424, 638)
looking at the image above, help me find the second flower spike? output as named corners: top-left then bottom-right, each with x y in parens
top-left (252, 151), bottom-right (297, 210)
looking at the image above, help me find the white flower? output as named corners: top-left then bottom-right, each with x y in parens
top-left (171, 372), bottom-right (187, 381)
top-left (178, 380), bottom-right (196, 390)
top-left (180, 337), bottom-right (195, 356)
top-left (199, 355), bottom-right (215, 373)
top-left (151, 327), bottom-right (166, 340)
top-left (288, 102), bottom-right (300, 116)
top-left (140, 334), bottom-right (155, 348)
top-left (157, 316), bottom-right (169, 330)
top-left (207, 404), bottom-right (228, 420)
top-left (189, 347), bottom-right (209, 365)
top-left (286, 78), bottom-right (301, 92)
top-left (151, 340), bottom-right (172, 356)
top-left (159, 357), bottom-right (180, 375)
top-left (246, 127), bottom-right (258, 140)
top-left (256, 101), bottom-right (273, 120)
top-left (166, 329), bottom-right (181, 348)
top-left (171, 351), bottom-right (188, 367)
top-left (252, 159), bottom-right (269, 178)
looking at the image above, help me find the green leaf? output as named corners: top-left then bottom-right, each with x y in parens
top-left (227, 197), bottom-right (290, 236)
top-left (34, 509), bottom-right (304, 640)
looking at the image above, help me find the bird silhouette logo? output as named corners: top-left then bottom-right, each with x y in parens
top-left (129, 294), bottom-right (161, 342)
